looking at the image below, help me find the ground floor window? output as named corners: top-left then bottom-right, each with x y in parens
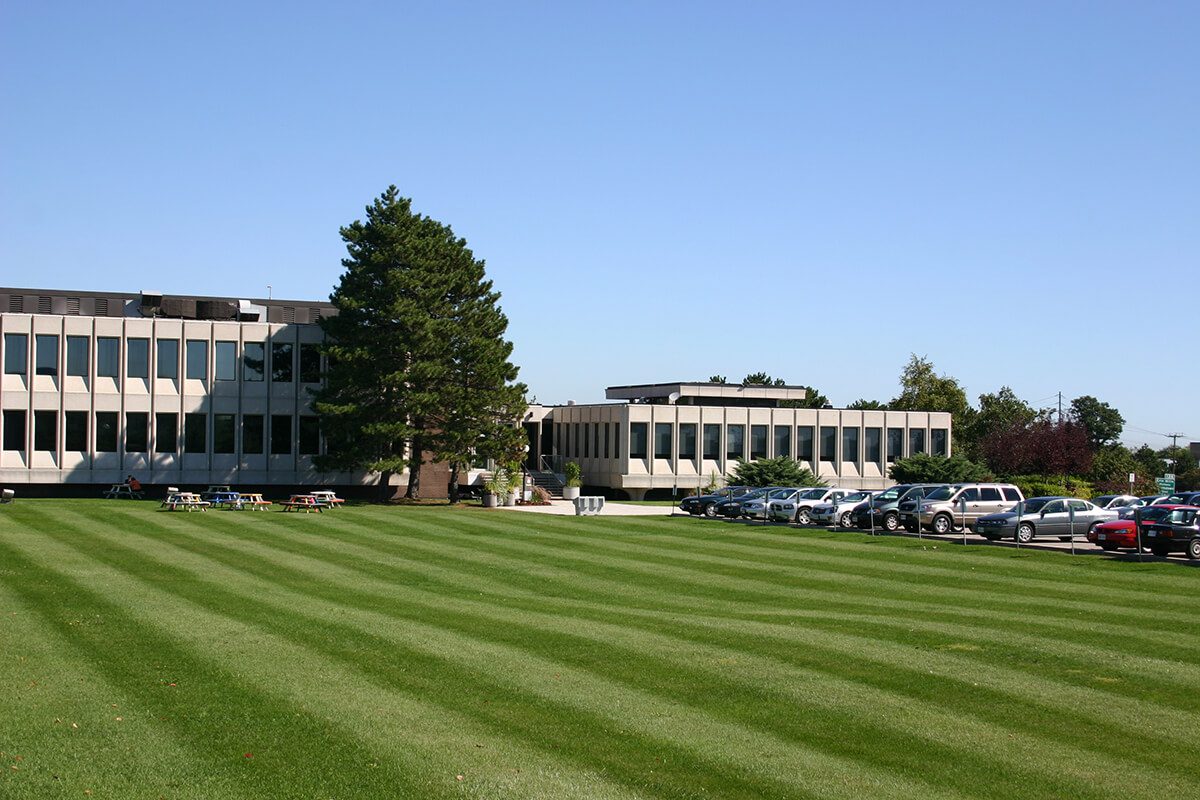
top-left (96, 412), bottom-right (118, 452)
top-left (2, 410), bottom-right (24, 450)
top-left (820, 426), bottom-right (837, 462)
top-left (34, 410), bottom-right (56, 451)
top-left (654, 423), bottom-right (673, 460)
top-left (630, 422), bottom-right (648, 459)
top-left (678, 423), bottom-right (696, 460)
top-left (65, 411), bottom-right (88, 451)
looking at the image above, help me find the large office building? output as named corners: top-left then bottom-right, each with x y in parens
top-left (0, 287), bottom-right (355, 492)
top-left (1, 287), bottom-right (951, 498)
top-left (524, 382), bottom-right (952, 499)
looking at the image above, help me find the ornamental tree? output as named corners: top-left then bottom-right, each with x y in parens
top-left (314, 186), bottom-right (526, 500)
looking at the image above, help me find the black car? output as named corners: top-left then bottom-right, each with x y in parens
top-left (679, 486), bottom-right (749, 517)
top-left (714, 487), bottom-right (779, 518)
top-left (1142, 506), bottom-right (1200, 559)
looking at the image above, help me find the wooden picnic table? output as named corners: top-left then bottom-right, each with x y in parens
top-left (104, 483), bottom-right (143, 500)
top-left (239, 493), bottom-right (272, 511)
top-left (280, 494), bottom-right (325, 513)
top-left (160, 492), bottom-right (210, 512)
top-left (308, 491), bottom-right (345, 508)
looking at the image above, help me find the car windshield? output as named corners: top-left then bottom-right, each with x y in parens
top-left (924, 486), bottom-right (957, 501)
top-left (876, 488), bottom-right (902, 501)
top-left (1092, 496), bottom-right (1116, 507)
top-left (1140, 506), bottom-right (1172, 522)
top-left (767, 488), bottom-right (794, 499)
top-left (1021, 498), bottom-right (1052, 513)
top-left (843, 491), bottom-right (872, 504)
top-left (800, 488), bottom-right (827, 500)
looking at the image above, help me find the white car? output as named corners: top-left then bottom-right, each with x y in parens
top-left (810, 490), bottom-right (880, 527)
top-left (741, 487), bottom-right (807, 520)
top-left (769, 487), bottom-right (851, 524)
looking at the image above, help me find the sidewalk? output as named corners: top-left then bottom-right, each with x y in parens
top-left (494, 500), bottom-right (674, 516)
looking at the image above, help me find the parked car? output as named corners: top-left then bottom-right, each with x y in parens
top-left (1091, 494), bottom-right (1139, 510)
top-left (679, 486), bottom-right (750, 517)
top-left (1086, 504), bottom-right (1182, 551)
top-left (1113, 495), bottom-right (1168, 519)
top-left (770, 487), bottom-right (851, 524)
top-left (1142, 506), bottom-right (1200, 558)
top-left (854, 484), bottom-right (944, 532)
top-left (713, 487), bottom-right (782, 518)
top-left (975, 496), bottom-right (1116, 542)
top-left (811, 490), bottom-right (880, 527)
top-left (741, 487), bottom-right (808, 520)
top-left (914, 483), bottom-right (1025, 534)
top-left (1165, 491), bottom-right (1200, 506)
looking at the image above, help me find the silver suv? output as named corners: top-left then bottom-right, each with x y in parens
top-left (916, 483), bottom-right (1025, 534)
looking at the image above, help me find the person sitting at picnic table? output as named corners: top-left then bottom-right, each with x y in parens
top-left (127, 475), bottom-right (142, 492)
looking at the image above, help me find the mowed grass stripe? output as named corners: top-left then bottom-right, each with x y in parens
top-left (0, 519), bottom-right (674, 800)
top-left (71, 507), bottom-right (1200, 798)
top-left (302, 510), bottom-right (1200, 694)
top-left (60, 503), bottom-right (1200, 791)
top-left (37, 508), bottom-right (962, 800)
top-left (129, 503), bottom-right (1200, 743)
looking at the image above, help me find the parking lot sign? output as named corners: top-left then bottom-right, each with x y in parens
top-left (1157, 474), bottom-right (1176, 494)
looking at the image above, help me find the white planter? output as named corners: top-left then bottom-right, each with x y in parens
top-left (482, 493), bottom-right (498, 508)
top-left (562, 486), bottom-right (581, 501)
top-left (504, 491), bottom-right (518, 507)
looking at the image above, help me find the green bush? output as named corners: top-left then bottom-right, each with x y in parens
top-left (729, 457), bottom-right (824, 488)
top-left (888, 454), bottom-right (992, 484)
top-left (564, 461), bottom-right (583, 488)
top-left (1008, 474), bottom-right (1095, 500)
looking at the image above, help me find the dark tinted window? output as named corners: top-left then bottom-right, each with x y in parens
top-left (887, 428), bottom-right (904, 462)
top-left (34, 410), bottom-right (56, 451)
top-left (96, 412), bottom-right (118, 452)
top-left (96, 337), bottom-right (120, 378)
top-left (156, 339), bottom-right (179, 379)
top-left (125, 412), bottom-right (148, 452)
top-left (65, 411), bottom-right (87, 451)
top-left (185, 340), bottom-right (207, 380)
top-left (820, 426), bottom-right (837, 462)
top-left (654, 422), bottom-right (673, 460)
top-left (156, 413), bottom-right (177, 453)
top-left (299, 416), bottom-right (320, 455)
top-left (184, 413), bottom-right (206, 452)
top-left (1002, 488), bottom-right (1021, 501)
top-left (703, 424), bottom-right (720, 459)
top-left (842, 427), bottom-right (859, 463)
top-left (932, 428), bottom-right (948, 456)
top-left (726, 424), bottom-right (744, 461)
top-left (127, 338), bottom-right (149, 378)
top-left (774, 425), bottom-right (790, 458)
top-left (213, 414), bottom-right (236, 454)
top-left (270, 415), bottom-right (292, 454)
top-left (750, 425), bottom-right (768, 459)
top-left (980, 487), bottom-right (1002, 501)
top-left (630, 422), bottom-right (648, 459)
top-left (35, 335), bottom-right (58, 376)
top-left (678, 423), bottom-right (696, 460)
top-left (243, 342), bottom-right (265, 381)
top-left (3, 334), bottom-right (27, 375)
top-left (796, 426), bottom-right (814, 460)
top-left (300, 343), bottom-right (321, 383)
top-left (215, 341), bottom-right (237, 381)
top-left (243, 415), bottom-right (264, 454)
top-left (865, 427), bottom-right (882, 463)
top-left (66, 336), bottom-right (89, 376)
top-left (2, 410), bottom-right (25, 450)
top-left (271, 342), bottom-right (293, 383)
top-left (909, 428), bottom-right (926, 456)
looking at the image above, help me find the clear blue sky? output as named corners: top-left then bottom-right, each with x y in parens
top-left (2, 1), bottom-right (1196, 447)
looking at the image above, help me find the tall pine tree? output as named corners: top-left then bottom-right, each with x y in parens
top-left (313, 186), bottom-right (526, 499)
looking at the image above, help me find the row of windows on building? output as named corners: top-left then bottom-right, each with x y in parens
top-left (1, 334), bottom-right (322, 384)
top-left (0, 409), bottom-right (321, 457)
top-left (557, 421), bottom-right (949, 463)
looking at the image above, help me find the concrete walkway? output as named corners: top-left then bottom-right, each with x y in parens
top-left (495, 500), bottom-right (674, 516)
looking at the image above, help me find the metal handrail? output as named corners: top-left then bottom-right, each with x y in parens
top-left (538, 454), bottom-right (567, 475)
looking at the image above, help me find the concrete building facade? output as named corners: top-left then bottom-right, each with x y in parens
top-left (523, 382), bottom-right (952, 499)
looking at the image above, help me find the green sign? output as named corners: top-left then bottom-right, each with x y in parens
top-left (1157, 476), bottom-right (1176, 494)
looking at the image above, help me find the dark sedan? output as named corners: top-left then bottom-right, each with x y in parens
top-left (714, 487), bottom-right (781, 518)
top-left (1142, 506), bottom-right (1200, 559)
top-left (679, 486), bottom-right (749, 517)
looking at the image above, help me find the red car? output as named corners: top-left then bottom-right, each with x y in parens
top-left (1087, 504), bottom-right (1187, 551)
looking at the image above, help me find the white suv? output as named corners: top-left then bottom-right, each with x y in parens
top-left (770, 487), bottom-right (851, 524)
top-left (811, 490), bottom-right (880, 528)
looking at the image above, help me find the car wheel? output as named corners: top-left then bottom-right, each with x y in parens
top-left (796, 508), bottom-right (811, 525)
top-left (839, 511), bottom-right (853, 528)
top-left (1189, 539), bottom-right (1200, 561)
top-left (932, 515), bottom-right (953, 535)
top-left (1151, 545), bottom-right (1170, 558)
top-left (703, 503), bottom-right (717, 518)
top-left (883, 512), bottom-right (899, 532)
top-left (1016, 522), bottom-right (1034, 543)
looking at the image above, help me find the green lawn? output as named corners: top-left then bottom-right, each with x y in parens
top-left (1, 500), bottom-right (1198, 799)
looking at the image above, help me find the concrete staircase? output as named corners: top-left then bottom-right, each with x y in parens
top-left (530, 469), bottom-right (566, 499)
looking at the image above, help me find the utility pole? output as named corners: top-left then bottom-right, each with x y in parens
top-left (1057, 391), bottom-right (1063, 421)
top-left (1168, 432), bottom-right (1185, 449)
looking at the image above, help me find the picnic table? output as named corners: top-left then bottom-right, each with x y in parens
top-left (280, 494), bottom-right (325, 513)
top-left (103, 483), bottom-right (143, 500)
top-left (160, 492), bottom-right (210, 512)
top-left (239, 492), bottom-right (272, 511)
top-left (308, 490), bottom-right (345, 508)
